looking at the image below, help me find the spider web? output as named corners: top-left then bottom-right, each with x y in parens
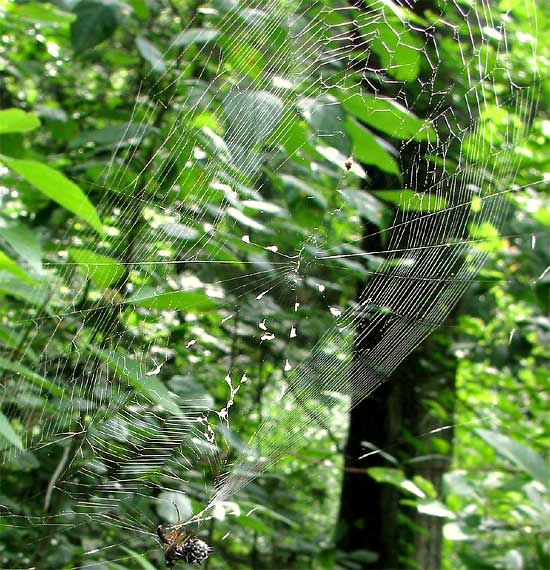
top-left (0, 0), bottom-right (542, 568)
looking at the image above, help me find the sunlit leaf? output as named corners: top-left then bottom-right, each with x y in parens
top-left (128, 288), bottom-right (218, 312)
top-left (342, 93), bottom-right (436, 142)
top-left (157, 491), bottom-right (193, 523)
top-left (227, 207), bottom-right (270, 232)
top-left (0, 156), bottom-right (104, 234)
top-left (417, 500), bottom-right (456, 518)
top-left (477, 429), bottom-right (549, 487)
top-left (173, 28), bottom-right (219, 46)
top-left (223, 91), bottom-right (284, 149)
top-left (345, 118), bottom-right (400, 174)
top-left (9, 2), bottom-right (75, 24)
top-left (68, 248), bottom-right (124, 288)
top-left (372, 189), bottom-right (447, 211)
top-left (136, 36), bottom-right (166, 73)
top-left (159, 223), bottom-right (199, 240)
top-left (298, 95), bottom-right (350, 154)
top-left (338, 188), bottom-right (385, 226)
top-left (0, 109), bottom-right (40, 134)
top-left (129, 0), bottom-right (150, 20)
top-left (0, 251), bottom-right (34, 283)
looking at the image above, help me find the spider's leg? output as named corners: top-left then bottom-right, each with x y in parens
top-left (157, 525), bottom-right (170, 545)
top-left (173, 501), bottom-right (181, 523)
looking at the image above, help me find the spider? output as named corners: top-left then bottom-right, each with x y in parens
top-left (157, 523), bottom-right (212, 566)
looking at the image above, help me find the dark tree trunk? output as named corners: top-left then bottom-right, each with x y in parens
top-left (335, 156), bottom-right (459, 566)
top-left (336, 327), bottom-right (456, 568)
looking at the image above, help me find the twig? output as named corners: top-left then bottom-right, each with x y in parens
top-left (43, 445), bottom-right (71, 512)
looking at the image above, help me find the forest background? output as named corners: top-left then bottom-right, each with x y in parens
top-left (0, 1), bottom-right (548, 569)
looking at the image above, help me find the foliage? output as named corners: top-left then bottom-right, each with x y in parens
top-left (0, 0), bottom-right (547, 569)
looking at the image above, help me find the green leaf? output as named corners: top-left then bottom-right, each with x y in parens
top-left (91, 349), bottom-right (182, 416)
top-left (68, 248), bottom-right (124, 288)
top-left (368, 467), bottom-right (432, 499)
top-left (0, 218), bottom-right (42, 274)
top-left (0, 251), bottom-right (34, 283)
top-left (168, 376), bottom-right (215, 409)
top-left (0, 277), bottom-right (49, 306)
top-left (135, 36), bottom-right (166, 73)
top-left (0, 357), bottom-right (64, 397)
top-left (342, 93), bottom-right (435, 142)
top-left (359, 17), bottom-right (421, 81)
top-left (298, 95), bottom-right (350, 154)
top-left (0, 109), bottom-right (41, 134)
top-left (338, 188), bottom-right (385, 226)
top-left (9, 2), bottom-right (75, 24)
top-left (0, 411), bottom-right (24, 450)
top-left (226, 207), bottom-right (270, 232)
top-left (119, 546), bottom-right (158, 570)
top-left (242, 200), bottom-right (286, 215)
top-left (71, 0), bottom-right (119, 53)
top-left (157, 491), bottom-right (193, 523)
top-left (128, 288), bottom-right (218, 312)
top-left (417, 500), bottom-right (456, 518)
top-left (477, 429), bottom-right (549, 487)
top-left (345, 118), bottom-right (400, 175)
top-left (129, 0), bottom-right (150, 19)
top-left (223, 91), bottom-right (284, 149)
top-left (368, 467), bottom-right (406, 486)
top-left (173, 28), bottom-right (219, 46)
top-left (372, 189), bottom-right (447, 211)
top-left (0, 156), bottom-right (104, 234)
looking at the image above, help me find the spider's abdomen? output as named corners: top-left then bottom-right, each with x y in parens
top-left (175, 538), bottom-right (212, 565)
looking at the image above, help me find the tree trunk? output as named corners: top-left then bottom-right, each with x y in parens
top-left (336, 308), bottom-right (456, 569)
top-left (335, 178), bottom-right (459, 567)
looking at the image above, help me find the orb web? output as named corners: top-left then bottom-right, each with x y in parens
top-left (0, 0), bottom-right (542, 568)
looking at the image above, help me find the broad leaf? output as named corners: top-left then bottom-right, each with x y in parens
top-left (128, 288), bottom-right (218, 312)
top-left (9, 2), bottom-right (75, 24)
top-left (298, 95), bottom-right (350, 154)
top-left (159, 223), bottom-right (199, 240)
top-left (342, 93), bottom-right (436, 142)
top-left (0, 109), bottom-right (40, 134)
top-left (338, 188), bottom-right (385, 226)
top-left (157, 491), bottom-right (193, 523)
top-left (0, 357), bottom-right (64, 397)
top-left (0, 251), bottom-right (34, 283)
top-left (129, 0), bottom-right (150, 20)
top-left (223, 91), bottom-right (284, 149)
top-left (477, 429), bottom-right (549, 487)
top-left (68, 248), bottom-right (124, 288)
top-left (173, 28), bottom-right (219, 46)
top-left (345, 118), bottom-right (400, 174)
top-left (0, 411), bottom-right (24, 450)
top-left (360, 16), bottom-right (422, 81)
top-left (0, 156), bottom-right (104, 234)
top-left (227, 207), bottom-right (270, 232)
top-left (135, 36), bottom-right (166, 73)
top-left (372, 189), bottom-right (447, 211)
top-left (0, 218), bottom-right (42, 274)
top-left (71, 0), bottom-right (119, 53)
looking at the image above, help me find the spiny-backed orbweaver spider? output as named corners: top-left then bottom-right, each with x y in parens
top-left (157, 506), bottom-right (212, 566)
